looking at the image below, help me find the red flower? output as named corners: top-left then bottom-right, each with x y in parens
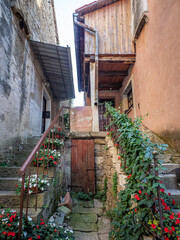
top-left (145, 193), bottom-right (148, 196)
top-left (151, 224), bottom-right (156, 229)
top-left (165, 237), bottom-right (169, 240)
top-left (175, 218), bottom-right (180, 224)
top-left (127, 174), bottom-right (131, 179)
top-left (135, 194), bottom-right (140, 201)
top-left (115, 144), bottom-right (119, 147)
top-left (135, 208), bottom-right (137, 213)
top-left (3, 231), bottom-right (7, 235)
top-left (168, 192), bottom-right (171, 196)
top-left (118, 156), bottom-right (121, 160)
top-left (169, 230), bottom-right (172, 235)
top-left (177, 212), bottom-right (180, 218)
top-left (170, 214), bottom-right (174, 220)
top-left (50, 156), bottom-right (54, 160)
top-left (172, 199), bottom-right (176, 205)
top-left (7, 223), bottom-right (11, 226)
top-left (54, 161), bottom-right (57, 164)
top-left (15, 185), bottom-right (18, 187)
top-left (9, 214), bottom-right (16, 223)
top-left (138, 190), bottom-right (142, 194)
top-left (37, 235), bottom-right (41, 239)
top-left (164, 228), bottom-right (169, 233)
top-left (107, 132), bottom-right (110, 135)
top-left (28, 238), bottom-right (33, 240)
top-left (177, 236), bottom-right (180, 240)
top-left (40, 221), bottom-right (45, 225)
top-left (171, 226), bottom-right (175, 232)
top-left (7, 232), bottom-right (16, 237)
top-left (160, 189), bottom-right (165, 193)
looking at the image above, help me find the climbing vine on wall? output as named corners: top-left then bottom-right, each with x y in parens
top-left (112, 172), bottom-right (118, 199)
top-left (105, 103), bottom-right (180, 240)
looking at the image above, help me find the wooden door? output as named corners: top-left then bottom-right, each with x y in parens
top-left (71, 139), bottom-right (95, 194)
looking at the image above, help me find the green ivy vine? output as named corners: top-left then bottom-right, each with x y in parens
top-left (105, 103), bottom-right (180, 240)
top-left (113, 172), bottom-right (118, 199)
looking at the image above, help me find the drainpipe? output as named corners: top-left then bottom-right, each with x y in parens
top-left (73, 13), bottom-right (99, 105)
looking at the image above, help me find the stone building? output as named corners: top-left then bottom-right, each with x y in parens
top-left (0, 0), bottom-right (75, 152)
top-left (73, 0), bottom-right (180, 153)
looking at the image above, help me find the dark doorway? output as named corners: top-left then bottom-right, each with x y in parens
top-left (98, 98), bottom-right (115, 131)
top-left (41, 97), bottom-right (47, 133)
top-left (71, 139), bottom-right (95, 194)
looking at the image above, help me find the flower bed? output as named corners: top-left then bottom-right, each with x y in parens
top-left (105, 103), bottom-right (180, 240)
top-left (0, 209), bottom-right (75, 239)
top-left (15, 175), bottom-right (49, 195)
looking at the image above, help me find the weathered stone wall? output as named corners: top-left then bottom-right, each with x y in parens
top-left (95, 135), bottom-right (127, 210)
top-left (0, 0), bottom-right (59, 152)
top-left (70, 107), bottom-right (93, 132)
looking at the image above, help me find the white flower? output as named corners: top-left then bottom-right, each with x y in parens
top-left (28, 216), bottom-right (32, 221)
top-left (23, 232), bottom-right (27, 237)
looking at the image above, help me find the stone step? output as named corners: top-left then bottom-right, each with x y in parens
top-left (0, 190), bottom-right (49, 208)
top-left (165, 189), bottom-right (180, 206)
top-left (0, 166), bottom-right (20, 177)
top-left (0, 177), bottom-right (19, 191)
top-left (159, 174), bottom-right (179, 189)
top-left (159, 163), bottom-right (180, 173)
top-left (26, 136), bottom-right (42, 145)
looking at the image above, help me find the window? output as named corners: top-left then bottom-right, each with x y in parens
top-left (127, 89), bottom-right (133, 110)
top-left (123, 81), bottom-right (134, 114)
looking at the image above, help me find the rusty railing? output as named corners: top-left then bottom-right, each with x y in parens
top-left (18, 107), bottom-right (70, 239)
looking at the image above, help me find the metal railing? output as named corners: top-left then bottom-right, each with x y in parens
top-left (18, 107), bottom-right (70, 239)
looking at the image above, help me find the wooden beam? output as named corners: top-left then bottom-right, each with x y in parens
top-left (85, 54), bottom-right (136, 64)
top-left (99, 71), bottom-right (128, 77)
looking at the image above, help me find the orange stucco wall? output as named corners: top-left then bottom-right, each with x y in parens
top-left (126, 0), bottom-right (180, 152)
top-left (70, 107), bottom-right (92, 132)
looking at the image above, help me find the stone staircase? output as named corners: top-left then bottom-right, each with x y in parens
top-left (0, 136), bottom-right (63, 222)
top-left (144, 128), bottom-right (180, 208)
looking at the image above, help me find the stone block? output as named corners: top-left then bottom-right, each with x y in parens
top-left (73, 206), bottom-right (103, 216)
top-left (118, 174), bottom-right (127, 189)
top-left (94, 199), bottom-right (103, 209)
top-left (69, 213), bottom-right (97, 223)
top-left (97, 216), bottom-right (111, 234)
top-left (58, 206), bottom-right (72, 216)
top-left (99, 233), bottom-right (110, 240)
top-left (94, 139), bottom-right (106, 145)
top-left (74, 231), bottom-right (99, 240)
top-left (69, 221), bottom-right (97, 232)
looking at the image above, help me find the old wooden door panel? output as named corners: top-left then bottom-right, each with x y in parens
top-left (71, 139), bottom-right (95, 194)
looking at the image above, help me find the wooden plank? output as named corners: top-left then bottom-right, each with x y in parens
top-left (99, 71), bottom-right (128, 76)
top-left (82, 139), bottom-right (88, 193)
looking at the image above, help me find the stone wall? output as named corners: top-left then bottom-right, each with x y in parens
top-left (0, 0), bottom-right (59, 152)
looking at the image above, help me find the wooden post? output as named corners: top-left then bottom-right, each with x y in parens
top-left (90, 61), bottom-right (99, 131)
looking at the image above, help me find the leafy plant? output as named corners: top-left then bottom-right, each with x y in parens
top-left (95, 176), bottom-right (108, 202)
top-left (105, 103), bottom-right (180, 240)
top-left (112, 172), bottom-right (118, 199)
top-left (77, 192), bottom-right (93, 200)
top-left (0, 208), bottom-right (75, 239)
